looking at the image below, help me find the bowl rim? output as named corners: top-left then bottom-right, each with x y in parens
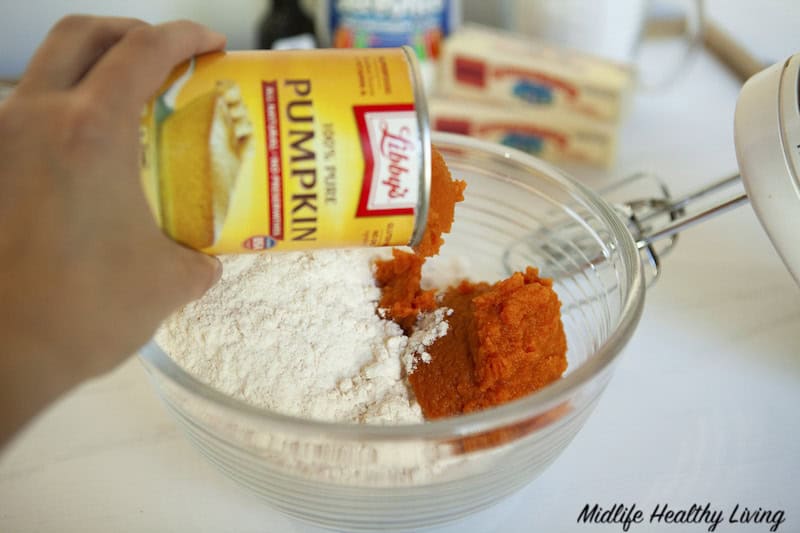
top-left (139, 132), bottom-right (645, 442)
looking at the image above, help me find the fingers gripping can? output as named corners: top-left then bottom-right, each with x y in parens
top-left (139, 47), bottom-right (430, 253)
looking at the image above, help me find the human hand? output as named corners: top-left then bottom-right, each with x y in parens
top-left (0, 16), bottom-right (226, 443)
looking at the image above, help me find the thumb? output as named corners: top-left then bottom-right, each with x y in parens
top-left (161, 245), bottom-right (223, 308)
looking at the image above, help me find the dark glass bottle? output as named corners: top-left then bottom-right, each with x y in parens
top-left (258, 0), bottom-right (318, 50)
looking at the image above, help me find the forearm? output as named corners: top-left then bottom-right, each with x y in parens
top-left (0, 332), bottom-right (81, 447)
top-left (0, 15), bottom-right (224, 447)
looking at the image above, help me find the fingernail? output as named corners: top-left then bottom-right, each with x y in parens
top-left (211, 30), bottom-right (227, 43)
top-left (206, 254), bottom-right (223, 286)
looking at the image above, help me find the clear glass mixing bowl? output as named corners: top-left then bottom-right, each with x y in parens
top-left (139, 132), bottom-right (645, 531)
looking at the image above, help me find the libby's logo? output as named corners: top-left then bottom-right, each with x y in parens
top-left (378, 121), bottom-right (413, 200)
top-left (354, 104), bottom-right (420, 217)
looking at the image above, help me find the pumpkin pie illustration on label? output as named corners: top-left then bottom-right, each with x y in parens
top-left (157, 80), bottom-right (255, 249)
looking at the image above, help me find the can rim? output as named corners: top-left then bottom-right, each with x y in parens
top-left (401, 45), bottom-right (431, 248)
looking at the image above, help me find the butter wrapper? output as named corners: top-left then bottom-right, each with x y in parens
top-left (429, 96), bottom-right (618, 168)
top-left (438, 25), bottom-right (634, 123)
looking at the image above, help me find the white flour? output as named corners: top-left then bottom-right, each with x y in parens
top-left (156, 248), bottom-right (449, 424)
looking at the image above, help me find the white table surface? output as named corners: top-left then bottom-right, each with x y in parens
top-left (2, 47), bottom-right (799, 533)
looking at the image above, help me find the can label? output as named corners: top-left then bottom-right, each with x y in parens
top-left (139, 49), bottom-right (427, 254)
top-left (325, 0), bottom-right (456, 59)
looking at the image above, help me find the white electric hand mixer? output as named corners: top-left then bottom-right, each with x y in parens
top-left (735, 53), bottom-right (800, 285)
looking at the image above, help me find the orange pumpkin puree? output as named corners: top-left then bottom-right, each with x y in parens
top-left (375, 147), bottom-right (567, 419)
top-left (410, 269), bottom-right (567, 418)
top-left (374, 148), bottom-right (465, 332)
